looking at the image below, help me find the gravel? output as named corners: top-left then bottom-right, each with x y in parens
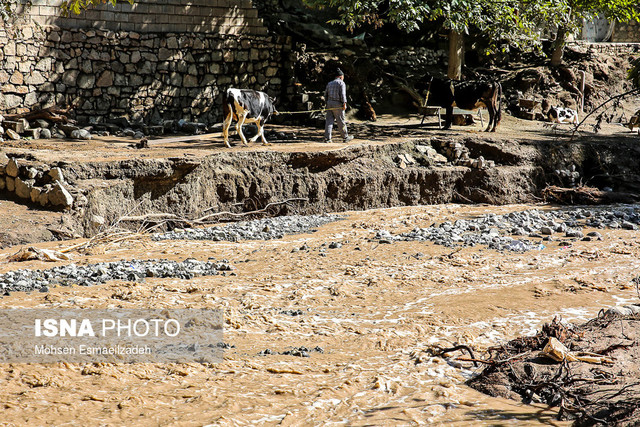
top-left (0, 258), bottom-right (233, 294)
top-left (153, 214), bottom-right (341, 242)
top-left (375, 206), bottom-right (640, 252)
top-left (259, 346), bottom-right (324, 357)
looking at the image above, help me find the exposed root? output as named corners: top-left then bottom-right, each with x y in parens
top-left (542, 185), bottom-right (640, 205)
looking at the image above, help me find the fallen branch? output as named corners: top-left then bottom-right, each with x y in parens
top-left (456, 357), bottom-right (494, 366)
top-left (60, 198), bottom-right (310, 254)
top-left (571, 88), bottom-right (640, 140)
top-left (4, 106), bottom-right (73, 124)
top-left (119, 213), bottom-right (180, 222)
top-left (436, 345), bottom-right (479, 367)
top-left (197, 198), bottom-right (309, 222)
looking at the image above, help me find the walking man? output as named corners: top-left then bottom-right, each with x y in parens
top-left (324, 68), bottom-right (353, 143)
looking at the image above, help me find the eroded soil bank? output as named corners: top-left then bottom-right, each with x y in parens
top-left (2, 117), bottom-right (640, 243)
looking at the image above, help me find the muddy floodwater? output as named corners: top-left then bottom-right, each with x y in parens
top-left (0, 203), bottom-right (638, 425)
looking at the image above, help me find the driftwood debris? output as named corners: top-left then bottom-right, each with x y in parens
top-left (542, 185), bottom-right (640, 205)
top-left (4, 106), bottom-right (73, 124)
top-left (61, 198), bottom-right (310, 254)
top-left (468, 315), bottom-right (640, 425)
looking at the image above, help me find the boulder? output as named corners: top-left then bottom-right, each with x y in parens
top-left (5, 158), bottom-right (19, 177)
top-left (6, 176), bottom-right (15, 192)
top-left (25, 128), bottom-right (42, 139)
top-left (6, 129), bottom-right (20, 140)
top-left (70, 129), bottom-right (92, 140)
top-left (34, 119), bottom-right (50, 129)
top-left (30, 186), bottom-right (41, 203)
top-left (25, 167), bottom-right (38, 179)
top-left (48, 181), bottom-right (74, 207)
top-left (48, 167), bottom-right (65, 183)
top-left (14, 177), bottom-right (33, 199)
top-left (38, 191), bottom-right (49, 206)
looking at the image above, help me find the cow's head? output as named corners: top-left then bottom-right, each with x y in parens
top-left (268, 96), bottom-right (278, 116)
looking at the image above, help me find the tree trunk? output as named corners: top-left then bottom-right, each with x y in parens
top-left (448, 30), bottom-right (463, 80)
top-left (550, 25), bottom-right (568, 67)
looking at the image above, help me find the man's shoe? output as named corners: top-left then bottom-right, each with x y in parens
top-left (323, 139), bottom-right (332, 143)
top-left (343, 135), bottom-right (354, 143)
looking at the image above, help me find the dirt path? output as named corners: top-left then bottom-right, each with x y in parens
top-left (0, 203), bottom-right (638, 425)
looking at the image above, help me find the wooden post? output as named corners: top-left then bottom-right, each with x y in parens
top-left (448, 30), bottom-right (463, 80)
top-left (579, 70), bottom-right (586, 112)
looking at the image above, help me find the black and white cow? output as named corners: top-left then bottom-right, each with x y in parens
top-left (547, 106), bottom-right (579, 125)
top-left (222, 88), bottom-right (277, 148)
top-left (418, 75), bottom-right (502, 132)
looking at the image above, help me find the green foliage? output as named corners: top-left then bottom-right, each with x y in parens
top-left (61, 0), bottom-right (133, 16)
top-left (568, 0), bottom-right (640, 22)
top-left (303, 0), bottom-right (640, 55)
top-left (0, 0), bottom-right (29, 23)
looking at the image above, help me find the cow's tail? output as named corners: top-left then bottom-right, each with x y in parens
top-left (495, 81), bottom-right (502, 128)
top-left (222, 88), bottom-right (236, 121)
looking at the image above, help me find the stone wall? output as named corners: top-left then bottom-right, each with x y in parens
top-left (612, 20), bottom-right (640, 43)
top-left (0, 1), bottom-right (292, 123)
top-left (0, 26), bottom-right (292, 124)
top-left (0, 157), bottom-right (78, 210)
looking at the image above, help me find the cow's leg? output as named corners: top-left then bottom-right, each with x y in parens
top-left (257, 120), bottom-right (270, 145)
top-left (249, 121), bottom-right (261, 143)
top-left (222, 112), bottom-right (233, 148)
top-left (485, 104), bottom-right (495, 132)
top-left (443, 106), bottom-right (454, 129)
top-left (236, 112), bottom-right (249, 146)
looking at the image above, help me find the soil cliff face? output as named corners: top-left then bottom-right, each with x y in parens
top-left (73, 140), bottom-right (533, 232)
top-left (65, 133), bottom-right (639, 235)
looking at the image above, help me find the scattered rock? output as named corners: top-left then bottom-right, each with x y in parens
top-left (5, 158), bottom-right (19, 177)
top-left (70, 129), bottom-right (92, 140)
top-left (154, 215), bottom-right (341, 242)
top-left (375, 207), bottom-right (640, 252)
top-left (0, 258), bottom-right (233, 293)
top-left (48, 181), bottom-right (74, 208)
top-left (48, 167), bottom-right (65, 183)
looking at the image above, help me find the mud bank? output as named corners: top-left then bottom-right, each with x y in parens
top-left (2, 131), bottom-right (640, 238)
top-left (74, 143), bottom-right (535, 232)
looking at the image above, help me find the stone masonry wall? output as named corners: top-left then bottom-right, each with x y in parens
top-left (612, 20), bottom-right (640, 43)
top-left (0, 1), bottom-right (292, 123)
top-left (0, 24), bottom-right (292, 123)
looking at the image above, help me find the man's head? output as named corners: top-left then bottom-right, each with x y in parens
top-left (335, 68), bottom-right (344, 80)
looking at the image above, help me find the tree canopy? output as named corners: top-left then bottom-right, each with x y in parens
top-left (303, 0), bottom-right (552, 51)
top-left (303, 0), bottom-right (640, 66)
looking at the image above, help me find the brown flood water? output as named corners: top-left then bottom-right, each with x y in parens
top-left (0, 203), bottom-right (638, 425)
